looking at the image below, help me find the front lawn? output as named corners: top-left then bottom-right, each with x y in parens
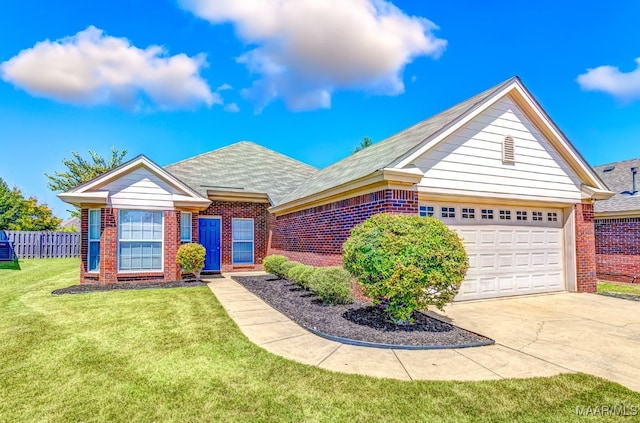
top-left (598, 281), bottom-right (640, 296)
top-left (1, 259), bottom-right (639, 422)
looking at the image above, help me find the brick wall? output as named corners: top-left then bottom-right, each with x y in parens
top-left (575, 203), bottom-right (597, 292)
top-left (80, 208), bottom-right (189, 284)
top-left (269, 189), bottom-right (418, 266)
top-left (199, 201), bottom-right (269, 272)
top-left (595, 217), bottom-right (640, 283)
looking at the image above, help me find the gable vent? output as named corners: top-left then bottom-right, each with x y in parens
top-left (502, 136), bottom-right (515, 163)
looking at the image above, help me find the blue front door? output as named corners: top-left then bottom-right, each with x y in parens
top-left (198, 218), bottom-right (221, 271)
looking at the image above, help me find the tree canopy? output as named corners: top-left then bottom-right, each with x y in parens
top-left (46, 147), bottom-right (128, 193)
top-left (351, 136), bottom-right (373, 155)
top-left (0, 178), bottom-right (61, 231)
top-left (46, 147), bottom-right (128, 216)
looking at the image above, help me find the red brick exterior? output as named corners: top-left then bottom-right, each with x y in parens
top-left (575, 203), bottom-right (597, 292)
top-left (199, 201), bottom-right (269, 272)
top-left (269, 189), bottom-right (418, 266)
top-left (81, 208), bottom-right (184, 284)
top-left (595, 217), bottom-right (640, 283)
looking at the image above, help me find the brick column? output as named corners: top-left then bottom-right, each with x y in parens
top-left (575, 203), bottom-right (596, 292)
top-left (99, 208), bottom-right (118, 284)
top-left (164, 210), bottom-right (181, 280)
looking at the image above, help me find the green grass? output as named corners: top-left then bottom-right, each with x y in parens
top-left (598, 281), bottom-right (640, 296)
top-left (1, 260), bottom-right (639, 422)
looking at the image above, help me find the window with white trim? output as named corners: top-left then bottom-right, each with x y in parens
top-left (499, 210), bottom-right (511, 220)
top-left (532, 211), bottom-right (543, 221)
top-left (180, 212), bottom-right (192, 243)
top-left (88, 209), bottom-right (101, 272)
top-left (547, 212), bottom-right (558, 222)
top-left (232, 218), bottom-right (254, 265)
top-left (481, 209), bottom-right (494, 220)
top-left (419, 206), bottom-right (434, 217)
top-left (441, 207), bottom-right (455, 218)
top-left (118, 210), bottom-right (163, 271)
top-left (462, 208), bottom-right (475, 219)
top-left (516, 211), bottom-right (528, 221)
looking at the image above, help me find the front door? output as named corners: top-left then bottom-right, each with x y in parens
top-left (198, 218), bottom-right (221, 271)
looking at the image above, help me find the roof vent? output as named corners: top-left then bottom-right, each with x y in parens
top-left (502, 136), bottom-right (515, 163)
top-left (603, 165), bottom-right (615, 172)
top-left (621, 167), bottom-right (638, 196)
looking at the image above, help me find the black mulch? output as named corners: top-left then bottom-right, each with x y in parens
top-left (232, 275), bottom-right (493, 348)
top-left (598, 292), bottom-right (640, 302)
top-left (52, 280), bottom-right (208, 295)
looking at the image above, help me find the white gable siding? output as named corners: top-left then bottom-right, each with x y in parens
top-left (411, 96), bottom-right (582, 201)
top-left (101, 167), bottom-right (182, 210)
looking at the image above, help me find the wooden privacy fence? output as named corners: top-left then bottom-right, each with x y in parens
top-left (4, 231), bottom-right (80, 259)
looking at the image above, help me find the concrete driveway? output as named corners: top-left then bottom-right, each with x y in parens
top-left (439, 292), bottom-right (640, 392)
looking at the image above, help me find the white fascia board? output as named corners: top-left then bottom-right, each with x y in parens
top-left (57, 191), bottom-right (108, 205)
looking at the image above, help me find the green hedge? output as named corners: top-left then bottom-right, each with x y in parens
top-left (263, 255), bottom-right (353, 304)
top-left (263, 255), bottom-right (290, 279)
top-left (307, 266), bottom-right (353, 304)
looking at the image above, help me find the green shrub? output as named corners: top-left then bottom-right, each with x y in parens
top-left (343, 213), bottom-right (468, 323)
top-left (287, 263), bottom-right (312, 286)
top-left (263, 255), bottom-right (290, 279)
top-left (280, 261), bottom-right (300, 279)
top-left (307, 266), bottom-right (353, 304)
top-left (176, 243), bottom-right (206, 281)
top-left (297, 266), bottom-right (319, 289)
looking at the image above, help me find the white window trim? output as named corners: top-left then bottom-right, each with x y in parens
top-left (232, 218), bottom-right (254, 265)
top-left (87, 209), bottom-right (101, 273)
top-left (117, 209), bottom-right (164, 273)
top-left (180, 212), bottom-right (192, 243)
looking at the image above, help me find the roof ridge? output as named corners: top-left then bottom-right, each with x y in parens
top-left (165, 140), bottom-right (318, 171)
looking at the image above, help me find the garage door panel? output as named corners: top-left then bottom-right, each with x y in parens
top-left (498, 276), bottom-right (515, 293)
top-left (422, 202), bottom-right (566, 301)
top-left (515, 253), bottom-right (529, 267)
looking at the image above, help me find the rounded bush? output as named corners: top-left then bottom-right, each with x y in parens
top-left (176, 243), bottom-right (206, 281)
top-left (297, 266), bottom-right (319, 289)
top-left (307, 266), bottom-right (353, 304)
top-left (342, 213), bottom-right (468, 323)
top-left (287, 263), bottom-right (311, 286)
top-left (280, 261), bottom-right (300, 279)
top-left (263, 255), bottom-right (290, 278)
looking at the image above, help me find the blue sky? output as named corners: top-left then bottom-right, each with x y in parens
top-left (1, 0), bottom-right (640, 218)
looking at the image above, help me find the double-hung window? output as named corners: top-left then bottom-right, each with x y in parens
top-left (88, 209), bottom-right (101, 272)
top-left (232, 218), bottom-right (254, 265)
top-left (118, 210), bottom-right (163, 271)
top-left (180, 212), bottom-right (192, 243)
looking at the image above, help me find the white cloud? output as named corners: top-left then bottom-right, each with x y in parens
top-left (216, 83), bottom-right (233, 91)
top-left (179, 0), bottom-right (446, 111)
top-left (0, 26), bottom-right (218, 110)
top-left (224, 102), bottom-right (240, 112)
top-left (577, 58), bottom-right (640, 101)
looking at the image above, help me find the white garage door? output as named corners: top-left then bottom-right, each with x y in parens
top-left (419, 203), bottom-right (565, 301)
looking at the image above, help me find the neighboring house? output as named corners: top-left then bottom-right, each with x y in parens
top-left (593, 159), bottom-right (640, 283)
top-left (59, 76), bottom-right (614, 301)
top-left (60, 217), bottom-right (81, 232)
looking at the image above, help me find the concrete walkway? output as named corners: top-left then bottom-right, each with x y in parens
top-left (205, 273), bottom-right (573, 383)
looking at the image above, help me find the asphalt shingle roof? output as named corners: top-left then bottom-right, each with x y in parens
top-left (593, 158), bottom-right (640, 213)
top-left (277, 77), bottom-right (518, 206)
top-left (165, 141), bottom-right (318, 204)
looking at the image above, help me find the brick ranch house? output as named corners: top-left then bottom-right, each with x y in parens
top-left (59, 76), bottom-right (614, 301)
top-left (593, 159), bottom-right (640, 283)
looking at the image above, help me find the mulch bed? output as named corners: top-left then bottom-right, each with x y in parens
top-left (232, 275), bottom-right (493, 348)
top-left (52, 280), bottom-right (208, 295)
top-left (598, 292), bottom-right (640, 302)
